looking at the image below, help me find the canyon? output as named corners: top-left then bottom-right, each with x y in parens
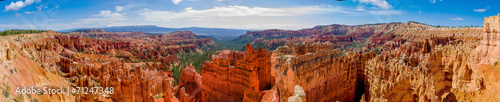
top-left (1, 13), bottom-right (500, 102)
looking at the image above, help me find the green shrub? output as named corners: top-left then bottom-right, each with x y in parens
top-left (154, 94), bottom-right (164, 99)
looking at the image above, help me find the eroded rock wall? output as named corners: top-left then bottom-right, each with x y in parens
top-left (365, 38), bottom-right (485, 101)
top-left (273, 43), bottom-right (374, 102)
top-left (200, 44), bottom-right (274, 102)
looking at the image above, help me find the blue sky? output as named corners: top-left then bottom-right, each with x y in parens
top-left (0, 0), bottom-right (499, 30)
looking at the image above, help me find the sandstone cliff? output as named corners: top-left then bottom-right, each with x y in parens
top-left (200, 44), bottom-right (274, 102)
top-left (273, 43), bottom-right (375, 102)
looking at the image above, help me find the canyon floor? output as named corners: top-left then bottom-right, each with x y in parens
top-left (2, 14), bottom-right (500, 102)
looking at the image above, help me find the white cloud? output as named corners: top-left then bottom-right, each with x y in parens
top-left (139, 5), bottom-right (350, 22)
top-left (36, 4), bottom-right (46, 11)
top-left (473, 6), bottom-right (490, 12)
top-left (138, 5), bottom-right (345, 29)
top-left (25, 11), bottom-right (35, 14)
top-left (368, 9), bottom-right (403, 15)
top-left (76, 10), bottom-right (128, 28)
top-left (430, 0), bottom-right (443, 4)
top-left (0, 9), bottom-right (128, 30)
top-left (473, 9), bottom-right (487, 12)
top-left (450, 17), bottom-right (464, 21)
top-left (137, 5), bottom-right (403, 30)
top-left (172, 0), bottom-right (182, 5)
top-left (353, 0), bottom-right (391, 9)
top-left (4, 0), bottom-right (41, 11)
top-left (116, 6), bottom-right (124, 12)
top-left (93, 10), bottom-right (124, 18)
top-left (356, 5), bottom-right (366, 11)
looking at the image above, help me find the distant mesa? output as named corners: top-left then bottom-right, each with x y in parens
top-left (59, 25), bottom-right (250, 40)
top-left (74, 29), bottom-right (107, 32)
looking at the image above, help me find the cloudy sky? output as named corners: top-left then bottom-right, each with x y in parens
top-left (0, 0), bottom-right (498, 30)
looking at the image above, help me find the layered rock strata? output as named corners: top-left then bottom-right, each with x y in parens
top-left (200, 44), bottom-right (274, 102)
top-left (273, 43), bottom-right (375, 102)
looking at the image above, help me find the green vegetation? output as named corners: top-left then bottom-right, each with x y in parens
top-left (2, 90), bottom-right (8, 98)
top-left (170, 64), bottom-right (182, 85)
top-left (230, 36), bottom-right (254, 45)
top-left (252, 41), bottom-right (284, 51)
top-left (210, 39), bottom-right (246, 51)
top-left (154, 94), bottom-right (164, 99)
top-left (170, 51), bottom-right (213, 85)
top-left (14, 94), bottom-right (24, 102)
top-left (343, 39), bottom-right (367, 52)
top-left (494, 61), bottom-right (498, 66)
top-left (1, 29), bottom-right (50, 36)
top-left (361, 22), bottom-right (403, 26)
top-left (408, 21), bottom-right (430, 26)
top-left (168, 38), bottom-right (251, 85)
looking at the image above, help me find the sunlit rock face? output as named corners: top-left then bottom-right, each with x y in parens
top-left (200, 44), bottom-right (274, 102)
top-left (363, 14), bottom-right (500, 102)
top-left (472, 13), bottom-right (500, 65)
top-left (0, 30), bottom-right (214, 101)
top-left (273, 43), bottom-right (375, 102)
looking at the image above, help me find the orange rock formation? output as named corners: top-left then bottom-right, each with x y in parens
top-left (200, 44), bottom-right (274, 102)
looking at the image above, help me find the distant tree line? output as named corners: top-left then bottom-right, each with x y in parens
top-left (1, 29), bottom-right (50, 36)
top-left (409, 21), bottom-right (483, 28)
top-left (433, 25), bottom-right (482, 28)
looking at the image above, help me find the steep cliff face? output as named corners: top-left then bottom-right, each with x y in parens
top-left (365, 39), bottom-right (479, 101)
top-left (200, 44), bottom-right (274, 102)
top-left (0, 32), bottom-right (75, 102)
top-left (273, 43), bottom-right (375, 102)
top-left (98, 60), bottom-right (176, 102)
top-left (362, 14), bottom-right (500, 102)
top-left (471, 13), bottom-right (500, 65)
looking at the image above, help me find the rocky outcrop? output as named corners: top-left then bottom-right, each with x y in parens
top-left (177, 65), bottom-right (202, 101)
top-left (365, 39), bottom-right (480, 102)
top-left (472, 13), bottom-right (500, 65)
top-left (75, 76), bottom-right (99, 102)
top-left (273, 43), bottom-right (375, 102)
top-left (0, 29), bottom-right (213, 101)
top-left (287, 85), bottom-right (306, 102)
top-left (0, 32), bottom-right (75, 102)
top-left (98, 61), bottom-right (175, 102)
top-left (200, 44), bottom-right (274, 102)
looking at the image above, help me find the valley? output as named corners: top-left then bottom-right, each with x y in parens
top-left (1, 13), bottom-right (500, 102)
